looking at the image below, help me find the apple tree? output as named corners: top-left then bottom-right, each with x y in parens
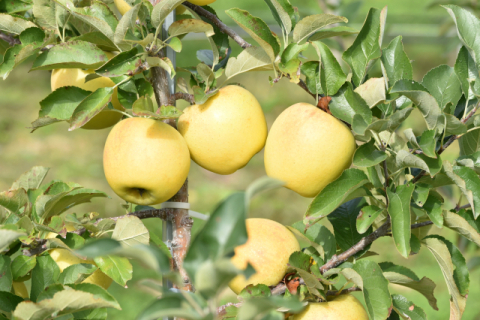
top-left (0, 0), bottom-right (480, 319)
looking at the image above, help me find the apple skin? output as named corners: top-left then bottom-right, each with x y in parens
top-left (178, 85), bottom-right (267, 175)
top-left (229, 218), bottom-right (300, 294)
top-left (50, 52), bottom-right (124, 130)
top-left (113, 0), bottom-right (131, 15)
top-left (264, 103), bottom-right (356, 197)
top-left (103, 117), bottom-right (190, 205)
top-left (292, 294), bottom-right (369, 320)
top-left (12, 281), bottom-right (29, 299)
top-left (189, 0), bottom-right (216, 5)
top-left (49, 249), bottom-right (113, 290)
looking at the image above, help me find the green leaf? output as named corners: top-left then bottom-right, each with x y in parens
top-left (13, 287), bottom-right (120, 319)
top-left (31, 254), bottom-right (61, 302)
top-left (137, 291), bottom-right (204, 320)
top-left (395, 150), bottom-right (430, 173)
top-left (309, 26), bottom-right (359, 41)
top-left (54, 0), bottom-right (118, 42)
top-left (111, 215), bottom-right (149, 247)
top-left (300, 61), bottom-right (322, 94)
top-left (421, 65), bottom-right (462, 111)
top-left (75, 239), bottom-right (122, 258)
top-left (454, 46), bottom-right (480, 100)
top-left (0, 13), bottom-right (37, 34)
top-left (354, 77), bottom-right (386, 108)
top-left (32, 0), bottom-right (56, 30)
top-left (0, 0), bottom-right (32, 13)
top-left (387, 183), bottom-right (415, 258)
top-left (132, 96), bottom-right (156, 117)
top-left (443, 5), bottom-right (480, 72)
top-left (289, 252), bottom-right (324, 297)
top-left (151, 0), bottom-right (185, 28)
top-left (444, 210), bottom-right (480, 247)
top-left (293, 14), bottom-right (347, 44)
top-left (445, 114), bottom-right (467, 136)
top-left (357, 205), bottom-right (384, 234)
top-left (39, 87), bottom-right (91, 121)
top-left (281, 43), bottom-right (309, 64)
top-left (31, 41), bottom-right (109, 70)
top-left (12, 255), bottom-right (36, 281)
top-left (452, 165), bottom-right (480, 218)
top-left (59, 263), bottom-right (97, 285)
top-left (239, 284), bottom-right (271, 299)
top-left (0, 291), bottom-right (23, 313)
top-left (422, 236), bottom-right (467, 319)
top-left (168, 18), bottom-right (214, 38)
top-left (422, 193), bottom-right (443, 227)
top-left (418, 129), bottom-right (437, 158)
top-left (184, 192), bottom-right (247, 283)
top-left (328, 198), bottom-right (372, 254)
top-left (114, 3), bottom-right (141, 46)
top-left (0, 44), bottom-right (23, 80)
top-left (391, 294), bottom-right (427, 320)
top-left (289, 221), bottom-right (336, 261)
top-left (0, 229), bottom-right (26, 252)
top-left (95, 47), bottom-right (141, 77)
top-left (226, 8), bottom-right (280, 62)
top-left (352, 260), bottom-right (392, 320)
top-left (94, 256), bottom-right (132, 286)
top-left (380, 262), bottom-right (438, 310)
top-left (68, 87), bottom-right (114, 131)
top-left (305, 169), bottom-right (369, 221)
top-left (237, 296), bottom-right (304, 320)
top-left (329, 82), bottom-right (372, 125)
top-left (459, 128), bottom-right (480, 156)
top-left (390, 80), bottom-right (444, 133)
top-left (11, 166), bottom-right (49, 191)
top-left (0, 188), bottom-right (29, 213)
top-left (73, 308), bottom-right (107, 320)
top-left (71, 32), bottom-right (117, 52)
top-left (353, 140), bottom-right (387, 167)
top-left (343, 8), bottom-right (382, 86)
top-left (196, 259), bottom-right (241, 297)
top-left (381, 36), bottom-right (412, 88)
top-left (0, 256), bottom-right (12, 292)
top-left (263, 0), bottom-right (296, 34)
top-left (245, 176), bottom-right (284, 205)
top-left (311, 41), bottom-right (346, 96)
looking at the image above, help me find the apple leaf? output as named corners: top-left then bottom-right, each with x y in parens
top-left (237, 297), bottom-right (303, 320)
top-left (289, 221), bottom-right (336, 261)
top-left (263, 0), bottom-right (296, 34)
top-left (387, 183), bottom-right (414, 258)
top-left (95, 47), bottom-right (142, 77)
top-left (329, 82), bottom-right (372, 125)
top-left (352, 260), bottom-right (392, 320)
top-left (0, 188), bottom-right (29, 214)
top-left (422, 235), bottom-right (468, 319)
top-left (151, 0), bottom-right (185, 28)
top-left (114, 3), bottom-right (142, 47)
top-left (11, 166), bottom-right (49, 191)
top-left (353, 140), bottom-right (388, 167)
top-left (421, 65), bottom-right (462, 111)
top-left (68, 88), bottom-right (114, 131)
top-left (305, 169), bottom-right (370, 221)
top-left (311, 41), bottom-right (346, 96)
top-left (309, 26), bottom-right (359, 41)
top-left (59, 263), bottom-right (97, 285)
top-left (71, 32), bottom-right (118, 52)
top-left (444, 210), bottom-right (480, 247)
top-left (459, 128), bottom-right (480, 156)
top-left (112, 215), bottom-right (150, 247)
top-left (137, 291), bottom-right (205, 320)
top-left (354, 77), bottom-right (386, 108)
top-left (446, 164), bottom-right (480, 218)
top-left (0, 256), bottom-right (12, 292)
top-left (0, 229), bottom-right (26, 252)
top-left (356, 205), bottom-right (384, 234)
top-left (226, 8), bottom-right (280, 62)
top-left (293, 14), bottom-right (347, 44)
top-left (0, 291), bottom-right (23, 313)
top-left (11, 255), bottom-right (36, 281)
top-left (381, 36), bottom-right (412, 88)
top-left (391, 294), bottom-right (427, 320)
top-left (39, 87), bottom-right (92, 121)
top-left (75, 239), bottom-right (123, 258)
top-left (168, 18), bottom-right (214, 38)
top-left (31, 255), bottom-right (61, 302)
top-left (300, 61), bottom-right (322, 95)
top-left (342, 8), bottom-right (382, 86)
top-left (245, 176), bottom-right (284, 205)
top-left (454, 46), bottom-right (480, 100)
top-left (94, 255), bottom-right (132, 286)
top-left (0, 13), bottom-right (37, 34)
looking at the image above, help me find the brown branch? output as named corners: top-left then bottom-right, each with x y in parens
top-left (326, 287), bottom-right (362, 297)
top-left (182, 1), bottom-right (252, 49)
top-left (169, 92), bottom-right (195, 105)
top-left (410, 221), bottom-right (433, 230)
top-left (0, 31), bottom-right (20, 46)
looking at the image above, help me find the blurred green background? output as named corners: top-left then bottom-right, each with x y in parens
top-left (1, 0), bottom-right (479, 318)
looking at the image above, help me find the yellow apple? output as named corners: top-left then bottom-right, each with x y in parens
top-left (178, 85), bottom-right (267, 175)
top-left (229, 218), bottom-right (300, 294)
top-left (113, 0), bottom-right (132, 15)
top-left (103, 117), bottom-right (190, 205)
top-left (51, 52), bottom-right (124, 130)
top-left (264, 103), bottom-right (356, 197)
top-left (12, 281), bottom-right (29, 299)
top-left (176, 5), bottom-right (187, 15)
top-left (189, 0), bottom-right (216, 5)
top-left (292, 294), bottom-right (369, 320)
top-left (49, 248), bottom-right (113, 290)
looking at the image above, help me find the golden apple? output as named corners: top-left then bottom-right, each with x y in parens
top-left (189, 0), bottom-right (216, 5)
top-left (51, 52), bottom-right (124, 130)
top-left (292, 294), bottom-right (369, 320)
top-left (176, 5), bottom-right (187, 15)
top-left (113, 0), bottom-right (131, 15)
top-left (49, 249), bottom-right (113, 290)
top-left (12, 281), bottom-right (29, 299)
top-left (103, 117), bottom-right (190, 205)
top-left (264, 103), bottom-right (356, 197)
top-left (229, 218), bottom-right (300, 294)
top-left (178, 85), bottom-right (267, 175)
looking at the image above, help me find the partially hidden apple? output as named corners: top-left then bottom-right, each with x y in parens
top-left (103, 117), bottom-right (190, 205)
top-left (178, 85), bottom-right (267, 175)
top-left (50, 52), bottom-right (124, 130)
top-left (292, 294), bottom-right (369, 320)
top-left (12, 281), bottom-right (29, 299)
top-left (229, 218), bottom-right (300, 294)
top-left (264, 103), bottom-right (356, 197)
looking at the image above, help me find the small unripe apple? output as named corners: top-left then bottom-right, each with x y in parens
top-left (229, 218), bottom-right (300, 294)
top-left (178, 85), bottom-right (267, 175)
top-left (103, 117), bottom-right (190, 205)
top-left (12, 281), bottom-right (29, 299)
top-left (49, 249), bottom-right (113, 290)
top-left (292, 294), bottom-right (369, 320)
top-left (264, 103), bottom-right (356, 197)
top-left (50, 52), bottom-right (124, 130)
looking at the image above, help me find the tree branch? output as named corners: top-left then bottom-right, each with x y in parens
top-left (183, 2), bottom-right (252, 49)
top-left (169, 92), bottom-right (195, 105)
top-left (0, 31), bottom-right (20, 46)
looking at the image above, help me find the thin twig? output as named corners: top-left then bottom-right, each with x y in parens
top-left (410, 221), bottom-right (433, 230)
top-left (169, 92), bottom-right (195, 105)
top-left (326, 287), bottom-right (362, 297)
top-left (183, 2), bottom-right (252, 49)
top-left (0, 31), bottom-right (20, 46)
